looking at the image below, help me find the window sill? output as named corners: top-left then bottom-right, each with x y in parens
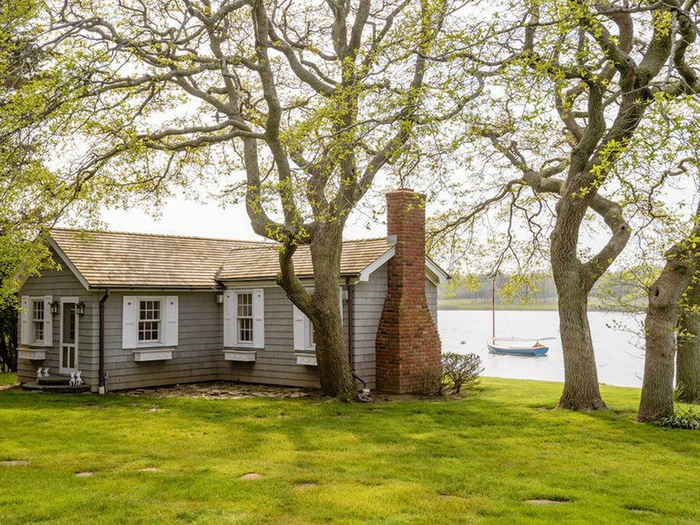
top-left (295, 352), bottom-right (317, 367)
top-left (133, 348), bottom-right (174, 362)
top-left (224, 349), bottom-right (256, 362)
top-left (18, 347), bottom-right (46, 360)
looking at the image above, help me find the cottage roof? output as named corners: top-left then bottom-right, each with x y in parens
top-left (216, 238), bottom-right (393, 281)
top-left (48, 229), bottom-right (449, 291)
top-left (48, 229), bottom-right (265, 289)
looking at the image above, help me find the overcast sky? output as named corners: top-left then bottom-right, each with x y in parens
top-left (99, 194), bottom-right (388, 241)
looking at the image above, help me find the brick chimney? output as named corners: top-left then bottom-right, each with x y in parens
top-left (375, 189), bottom-right (442, 393)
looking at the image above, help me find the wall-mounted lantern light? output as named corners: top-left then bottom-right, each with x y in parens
top-left (50, 300), bottom-right (60, 315)
top-left (216, 293), bottom-right (224, 305)
top-left (77, 301), bottom-right (86, 316)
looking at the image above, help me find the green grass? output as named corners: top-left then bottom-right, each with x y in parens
top-left (1, 378), bottom-right (699, 524)
top-left (0, 372), bottom-right (16, 386)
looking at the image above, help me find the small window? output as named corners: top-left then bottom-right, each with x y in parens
top-left (32, 300), bottom-right (45, 343)
top-left (307, 318), bottom-right (316, 349)
top-left (237, 292), bottom-right (254, 343)
top-left (138, 300), bottom-right (161, 342)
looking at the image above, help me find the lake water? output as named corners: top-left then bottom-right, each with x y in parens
top-left (438, 310), bottom-right (646, 388)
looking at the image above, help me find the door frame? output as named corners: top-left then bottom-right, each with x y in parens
top-left (59, 296), bottom-right (79, 374)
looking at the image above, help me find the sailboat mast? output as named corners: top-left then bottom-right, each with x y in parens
top-left (492, 276), bottom-right (496, 339)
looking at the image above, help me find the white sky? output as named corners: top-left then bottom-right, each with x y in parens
top-left (99, 195), bottom-right (388, 241)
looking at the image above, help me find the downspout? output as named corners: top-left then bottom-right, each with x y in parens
top-left (98, 289), bottom-right (110, 395)
top-left (346, 277), bottom-right (369, 394)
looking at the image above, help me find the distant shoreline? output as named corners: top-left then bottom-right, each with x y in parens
top-left (438, 300), bottom-right (641, 313)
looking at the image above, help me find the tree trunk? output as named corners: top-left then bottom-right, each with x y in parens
top-left (277, 221), bottom-right (356, 399)
top-left (638, 250), bottom-right (695, 422)
top-left (676, 275), bottom-right (700, 403)
top-left (553, 265), bottom-right (607, 410)
top-left (550, 184), bottom-right (607, 411)
top-left (308, 223), bottom-right (356, 398)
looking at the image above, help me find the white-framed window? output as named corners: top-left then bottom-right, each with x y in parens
top-left (122, 296), bottom-right (178, 350)
top-left (293, 288), bottom-right (343, 352)
top-left (223, 289), bottom-right (264, 348)
top-left (236, 292), bottom-right (254, 344)
top-left (138, 299), bottom-right (162, 343)
top-left (20, 295), bottom-right (52, 347)
top-left (31, 299), bottom-right (45, 344)
top-left (294, 308), bottom-right (318, 352)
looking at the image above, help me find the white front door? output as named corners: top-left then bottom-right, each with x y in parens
top-left (60, 299), bottom-right (78, 374)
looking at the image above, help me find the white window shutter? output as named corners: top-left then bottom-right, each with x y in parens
top-left (43, 296), bottom-right (53, 347)
top-left (164, 296), bottom-right (179, 347)
top-left (293, 304), bottom-right (305, 351)
top-left (20, 296), bottom-right (29, 346)
top-left (122, 296), bottom-right (137, 349)
top-left (253, 289), bottom-right (265, 348)
top-left (223, 291), bottom-right (234, 348)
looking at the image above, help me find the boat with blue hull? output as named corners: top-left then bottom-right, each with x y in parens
top-left (487, 338), bottom-right (551, 356)
top-left (487, 276), bottom-right (553, 357)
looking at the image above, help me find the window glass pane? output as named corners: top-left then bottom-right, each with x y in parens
top-left (239, 318), bottom-right (253, 342)
top-left (33, 301), bottom-right (44, 321)
top-left (31, 301), bottom-right (45, 342)
top-left (235, 293), bottom-right (254, 343)
top-left (138, 300), bottom-right (161, 342)
top-left (237, 293), bottom-right (252, 318)
top-left (62, 304), bottom-right (76, 344)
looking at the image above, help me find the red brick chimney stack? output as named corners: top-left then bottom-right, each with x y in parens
top-left (375, 189), bottom-right (442, 393)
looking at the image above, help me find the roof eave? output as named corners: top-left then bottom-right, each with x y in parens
top-left (47, 237), bottom-right (91, 291)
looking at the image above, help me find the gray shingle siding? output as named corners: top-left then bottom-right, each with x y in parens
top-left (18, 264), bottom-right (98, 386)
top-left (221, 285), bottom-right (322, 388)
top-left (17, 260), bottom-right (440, 392)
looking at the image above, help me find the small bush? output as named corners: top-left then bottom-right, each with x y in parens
top-left (442, 353), bottom-right (483, 393)
top-left (416, 364), bottom-right (445, 396)
top-left (661, 406), bottom-right (700, 430)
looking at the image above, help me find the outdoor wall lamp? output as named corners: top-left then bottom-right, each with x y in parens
top-left (77, 301), bottom-right (86, 316)
top-left (50, 300), bottom-right (60, 315)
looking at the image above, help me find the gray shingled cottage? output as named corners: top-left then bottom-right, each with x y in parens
top-left (17, 190), bottom-right (448, 394)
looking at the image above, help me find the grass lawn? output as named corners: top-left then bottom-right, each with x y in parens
top-left (1, 379), bottom-right (699, 525)
top-left (0, 372), bottom-right (17, 386)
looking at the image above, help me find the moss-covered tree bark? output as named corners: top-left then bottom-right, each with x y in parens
top-left (676, 275), bottom-right (700, 404)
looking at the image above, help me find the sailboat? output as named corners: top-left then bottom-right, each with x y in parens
top-left (487, 277), bottom-right (553, 356)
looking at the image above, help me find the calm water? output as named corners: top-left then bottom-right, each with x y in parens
top-left (438, 310), bottom-right (646, 387)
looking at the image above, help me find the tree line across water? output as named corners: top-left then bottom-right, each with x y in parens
top-left (440, 271), bottom-right (645, 311)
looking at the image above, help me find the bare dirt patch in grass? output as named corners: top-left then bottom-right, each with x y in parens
top-left (75, 472), bottom-right (94, 477)
top-left (240, 473), bottom-right (263, 480)
top-left (524, 499), bottom-right (569, 505)
top-left (139, 467), bottom-right (160, 472)
top-left (1, 460), bottom-right (29, 466)
top-left (625, 505), bottom-right (659, 515)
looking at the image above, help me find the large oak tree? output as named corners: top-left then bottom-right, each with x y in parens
top-left (45, 0), bottom-right (475, 397)
top-left (434, 0), bottom-right (700, 410)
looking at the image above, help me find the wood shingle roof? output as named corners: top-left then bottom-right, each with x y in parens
top-left (48, 229), bottom-right (394, 289)
top-left (216, 238), bottom-right (392, 281)
top-left (49, 229), bottom-right (265, 289)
